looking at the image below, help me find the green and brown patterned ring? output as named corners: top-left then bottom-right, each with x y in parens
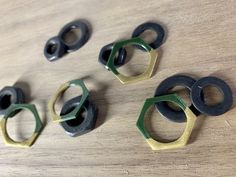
top-left (136, 94), bottom-right (197, 151)
top-left (106, 37), bottom-right (158, 84)
top-left (0, 104), bottom-right (43, 148)
top-left (48, 79), bottom-right (89, 122)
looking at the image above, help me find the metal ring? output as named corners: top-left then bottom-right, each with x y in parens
top-left (98, 43), bottom-right (127, 68)
top-left (136, 94), bottom-right (197, 151)
top-left (154, 75), bottom-right (200, 123)
top-left (48, 79), bottom-right (89, 123)
top-left (106, 37), bottom-right (158, 84)
top-left (132, 22), bottom-right (165, 50)
top-left (58, 20), bottom-right (90, 52)
top-left (0, 104), bottom-right (43, 148)
top-left (60, 96), bottom-right (98, 137)
top-left (44, 36), bottom-right (67, 62)
top-left (191, 76), bottom-right (233, 116)
top-left (0, 86), bottom-right (25, 116)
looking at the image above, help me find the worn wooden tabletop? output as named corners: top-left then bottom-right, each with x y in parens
top-left (0, 0), bottom-right (235, 177)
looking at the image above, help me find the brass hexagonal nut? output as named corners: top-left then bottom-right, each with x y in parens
top-left (106, 37), bottom-right (158, 84)
top-left (136, 94), bottom-right (197, 151)
top-left (48, 79), bottom-right (89, 123)
top-left (0, 104), bottom-right (43, 148)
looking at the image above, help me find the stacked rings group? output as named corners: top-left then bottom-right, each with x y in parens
top-left (98, 22), bottom-right (165, 68)
top-left (154, 75), bottom-right (233, 123)
top-left (48, 79), bottom-right (98, 137)
top-left (60, 96), bottom-right (97, 137)
top-left (44, 20), bottom-right (90, 62)
top-left (0, 86), bottom-right (44, 147)
top-left (0, 19), bottom-right (233, 151)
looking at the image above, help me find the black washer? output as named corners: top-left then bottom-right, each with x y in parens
top-left (98, 43), bottom-right (127, 67)
top-left (132, 22), bottom-right (165, 50)
top-left (0, 86), bottom-right (25, 116)
top-left (154, 75), bottom-right (200, 123)
top-left (44, 36), bottom-right (67, 62)
top-left (60, 96), bottom-right (98, 137)
top-left (58, 20), bottom-right (90, 52)
top-left (191, 76), bottom-right (233, 116)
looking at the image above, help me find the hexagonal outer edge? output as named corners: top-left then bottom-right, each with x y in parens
top-left (0, 104), bottom-right (43, 148)
top-left (136, 94), bottom-right (197, 151)
top-left (106, 37), bottom-right (158, 84)
top-left (48, 79), bottom-right (89, 123)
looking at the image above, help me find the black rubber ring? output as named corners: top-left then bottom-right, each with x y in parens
top-left (154, 75), bottom-right (201, 123)
top-left (58, 20), bottom-right (90, 52)
top-left (44, 36), bottom-right (67, 62)
top-left (98, 43), bottom-right (127, 67)
top-left (0, 86), bottom-right (25, 116)
top-left (132, 22), bottom-right (165, 50)
top-left (60, 96), bottom-right (98, 137)
top-left (191, 76), bottom-right (233, 116)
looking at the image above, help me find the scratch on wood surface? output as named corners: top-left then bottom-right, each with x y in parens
top-left (225, 120), bottom-right (231, 127)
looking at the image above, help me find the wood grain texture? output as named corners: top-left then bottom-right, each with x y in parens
top-left (0, 0), bottom-right (235, 176)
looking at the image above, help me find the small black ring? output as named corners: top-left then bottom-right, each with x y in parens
top-left (132, 22), bottom-right (165, 50)
top-left (60, 96), bottom-right (98, 137)
top-left (154, 75), bottom-right (200, 123)
top-left (44, 36), bottom-right (67, 62)
top-left (98, 43), bottom-right (127, 67)
top-left (191, 76), bottom-right (233, 116)
top-left (58, 20), bottom-right (90, 52)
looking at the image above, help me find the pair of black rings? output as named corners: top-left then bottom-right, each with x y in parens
top-left (154, 75), bottom-right (233, 123)
top-left (59, 96), bottom-right (98, 137)
top-left (44, 20), bottom-right (90, 62)
top-left (98, 22), bottom-right (165, 67)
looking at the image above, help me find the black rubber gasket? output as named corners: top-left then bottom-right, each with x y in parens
top-left (154, 75), bottom-right (200, 123)
top-left (0, 86), bottom-right (25, 116)
top-left (58, 20), bottom-right (90, 52)
top-left (44, 36), bottom-right (67, 62)
top-left (98, 43), bottom-right (127, 67)
top-left (132, 22), bottom-right (165, 50)
top-left (191, 76), bottom-right (233, 116)
top-left (60, 96), bottom-right (98, 137)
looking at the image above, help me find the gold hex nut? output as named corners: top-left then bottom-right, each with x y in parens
top-left (136, 94), bottom-right (197, 151)
top-left (0, 104), bottom-right (43, 148)
top-left (106, 37), bottom-right (158, 84)
top-left (48, 79), bottom-right (89, 123)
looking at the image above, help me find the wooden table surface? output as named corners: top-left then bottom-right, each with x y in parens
top-left (0, 0), bottom-right (235, 177)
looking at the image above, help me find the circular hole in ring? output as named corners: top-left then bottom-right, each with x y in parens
top-left (102, 47), bottom-right (120, 63)
top-left (62, 27), bottom-right (82, 45)
top-left (117, 45), bottom-right (149, 76)
top-left (202, 85), bottom-right (224, 106)
top-left (0, 94), bottom-right (12, 109)
top-left (139, 29), bottom-right (158, 44)
top-left (66, 107), bottom-right (87, 127)
top-left (145, 105), bottom-right (186, 142)
top-left (47, 43), bottom-right (58, 54)
top-left (6, 108), bottom-right (36, 141)
top-left (102, 49), bottom-right (112, 62)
